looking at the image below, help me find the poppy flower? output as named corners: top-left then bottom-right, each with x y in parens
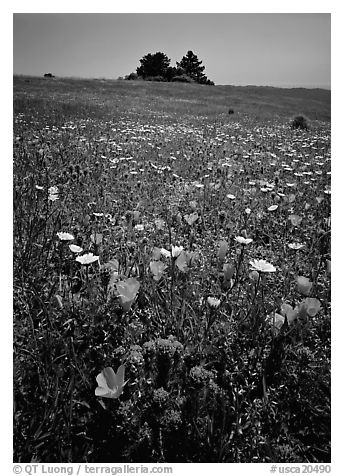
top-left (171, 245), bottom-right (183, 258)
top-left (116, 278), bottom-right (140, 312)
top-left (95, 365), bottom-right (127, 399)
top-left (160, 248), bottom-right (171, 258)
top-left (150, 260), bottom-right (167, 281)
top-left (296, 276), bottom-right (312, 296)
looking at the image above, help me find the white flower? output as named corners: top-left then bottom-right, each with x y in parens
top-left (76, 253), bottom-right (99, 265)
top-left (134, 224), bottom-right (144, 231)
top-left (48, 185), bottom-right (59, 201)
top-left (207, 297), bottom-right (221, 308)
top-left (69, 244), bottom-right (83, 253)
top-left (57, 232), bottom-right (74, 241)
top-left (235, 236), bottom-right (253, 245)
top-left (250, 259), bottom-right (276, 273)
top-left (245, 207), bottom-right (251, 214)
top-left (268, 205), bottom-right (279, 211)
top-left (48, 186), bottom-right (58, 195)
top-left (226, 194), bottom-right (236, 200)
top-left (288, 242), bottom-right (305, 250)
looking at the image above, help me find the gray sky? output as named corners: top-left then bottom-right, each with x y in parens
top-left (13, 13), bottom-right (330, 88)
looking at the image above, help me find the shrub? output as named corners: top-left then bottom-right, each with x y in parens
top-left (144, 75), bottom-right (166, 82)
top-left (291, 115), bottom-right (309, 130)
top-left (43, 73), bottom-right (55, 78)
top-left (171, 74), bottom-right (195, 83)
top-left (228, 108), bottom-right (234, 115)
top-left (125, 72), bottom-right (139, 80)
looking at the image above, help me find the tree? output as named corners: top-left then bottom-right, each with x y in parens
top-left (176, 51), bottom-right (209, 84)
top-left (136, 52), bottom-right (171, 79)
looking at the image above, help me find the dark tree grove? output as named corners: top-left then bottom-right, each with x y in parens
top-left (176, 50), bottom-right (207, 83)
top-left (127, 50), bottom-right (214, 85)
top-left (136, 52), bottom-right (171, 79)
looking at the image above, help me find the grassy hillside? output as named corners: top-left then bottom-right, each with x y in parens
top-left (14, 75), bottom-right (331, 123)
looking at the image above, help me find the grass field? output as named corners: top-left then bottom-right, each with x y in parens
top-left (13, 75), bottom-right (331, 463)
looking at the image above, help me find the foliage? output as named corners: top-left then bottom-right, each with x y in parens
top-left (136, 52), bottom-right (171, 79)
top-left (176, 50), bottom-right (208, 84)
top-left (291, 115), bottom-right (310, 130)
top-left (133, 50), bottom-right (214, 84)
top-left (125, 72), bottom-right (139, 80)
top-left (171, 74), bottom-right (195, 83)
top-left (13, 76), bottom-right (330, 463)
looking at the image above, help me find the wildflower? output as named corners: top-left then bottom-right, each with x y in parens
top-left (150, 260), bottom-right (167, 281)
top-left (245, 207), bottom-right (251, 214)
top-left (250, 259), bottom-right (276, 273)
top-left (226, 194), bottom-right (236, 200)
top-left (267, 205), bottom-right (278, 211)
top-left (289, 214), bottom-right (302, 226)
top-left (134, 224), bottom-right (144, 231)
top-left (76, 253), bottom-right (99, 265)
top-left (280, 302), bottom-right (298, 324)
top-left (269, 313), bottom-right (286, 333)
top-left (160, 248), bottom-right (172, 258)
top-left (95, 365), bottom-right (127, 399)
top-left (249, 270), bottom-right (260, 282)
top-left (116, 277), bottom-right (140, 312)
top-left (35, 185), bottom-right (44, 190)
top-left (235, 236), bottom-right (253, 245)
top-left (69, 244), bottom-right (83, 253)
top-left (48, 185), bottom-right (59, 201)
top-left (207, 296), bottom-right (221, 308)
top-left (296, 276), bottom-right (312, 296)
top-left (57, 232), bottom-right (74, 241)
top-left (171, 245), bottom-right (183, 258)
top-left (288, 242), bottom-right (305, 250)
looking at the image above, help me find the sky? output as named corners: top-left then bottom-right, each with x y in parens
top-left (13, 13), bottom-right (331, 88)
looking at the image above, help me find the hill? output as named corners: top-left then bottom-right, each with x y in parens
top-left (13, 75), bottom-right (330, 124)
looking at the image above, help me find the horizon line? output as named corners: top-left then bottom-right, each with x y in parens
top-left (13, 73), bottom-right (331, 91)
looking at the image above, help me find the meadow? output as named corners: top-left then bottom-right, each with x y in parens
top-left (13, 75), bottom-right (331, 463)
